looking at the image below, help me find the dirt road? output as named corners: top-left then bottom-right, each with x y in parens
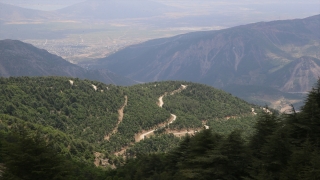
top-left (104, 95), bottom-right (128, 140)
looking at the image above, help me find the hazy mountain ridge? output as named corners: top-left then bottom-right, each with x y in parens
top-left (0, 39), bottom-right (136, 85)
top-left (0, 0), bottom-right (175, 23)
top-left (93, 15), bottom-right (319, 90)
top-left (90, 15), bottom-right (320, 109)
top-left (56, 0), bottom-right (176, 20)
top-left (0, 2), bottom-right (60, 22)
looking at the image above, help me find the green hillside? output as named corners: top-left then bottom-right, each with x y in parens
top-left (0, 77), bottom-right (258, 167)
top-left (107, 80), bottom-right (320, 180)
top-left (1, 78), bottom-right (319, 180)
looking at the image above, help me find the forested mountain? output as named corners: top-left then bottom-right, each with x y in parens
top-left (106, 79), bottom-right (320, 180)
top-left (0, 77), bottom-right (257, 169)
top-left (0, 39), bottom-right (136, 86)
top-left (1, 78), bottom-right (319, 179)
top-left (92, 14), bottom-right (320, 109)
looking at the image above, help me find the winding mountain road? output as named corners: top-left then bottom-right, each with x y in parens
top-left (104, 95), bottom-right (128, 140)
top-left (158, 95), bottom-right (164, 107)
top-left (137, 113), bottom-right (177, 142)
top-left (136, 85), bottom-right (187, 142)
top-left (113, 85), bottom-right (188, 157)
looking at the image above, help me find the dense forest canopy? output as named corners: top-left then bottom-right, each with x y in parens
top-left (0, 77), bottom-right (256, 167)
top-left (107, 79), bottom-right (320, 180)
top-left (0, 77), bottom-right (319, 179)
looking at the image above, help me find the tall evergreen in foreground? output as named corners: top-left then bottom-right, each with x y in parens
top-left (0, 127), bottom-right (108, 180)
top-left (1, 128), bottom-right (72, 180)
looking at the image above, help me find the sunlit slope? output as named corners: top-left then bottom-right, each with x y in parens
top-left (0, 77), bottom-right (257, 166)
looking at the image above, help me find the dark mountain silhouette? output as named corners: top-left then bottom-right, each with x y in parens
top-left (0, 39), bottom-right (135, 85)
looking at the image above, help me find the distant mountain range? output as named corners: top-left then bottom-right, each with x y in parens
top-left (0, 2), bottom-right (59, 22)
top-left (1, 1), bottom-right (319, 110)
top-left (90, 14), bottom-right (320, 110)
top-left (0, 39), bottom-right (135, 85)
top-left (56, 0), bottom-right (175, 21)
top-left (0, 0), bottom-right (175, 22)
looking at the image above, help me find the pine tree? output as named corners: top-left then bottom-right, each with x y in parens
top-left (257, 128), bottom-right (291, 179)
top-left (177, 130), bottom-right (223, 179)
top-left (2, 128), bottom-right (72, 180)
top-left (165, 135), bottom-right (191, 175)
top-left (280, 141), bottom-right (320, 180)
top-left (219, 130), bottom-right (250, 179)
top-left (247, 110), bottom-right (280, 179)
top-left (288, 79), bottom-right (320, 147)
top-left (249, 111), bottom-right (280, 158)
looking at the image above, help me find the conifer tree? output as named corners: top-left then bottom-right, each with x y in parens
top-left (2, 128), bottom-right (72, 180)
top-left (219, 130), bottom-right (250, 179)
top-left (249, 111), bottom-right (279, 158)
top-left (289, 79), bottom-right (320, 147)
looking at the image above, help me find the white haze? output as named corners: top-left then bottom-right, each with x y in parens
top-left (1, 0), bottom-right (319, 20)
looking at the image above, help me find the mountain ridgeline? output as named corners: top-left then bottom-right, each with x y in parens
top-left (0, 39), bottom-right (136, 86)
top-left (0, 77), bottom-right (257, 167)
top-left (93, 14), bottom-right (320, 92)
top-left (0, 0), bottom-right (175, 22)
top-left (0, 2), bottom-right (60, 22)
top-left (91, 14), bottom-right (320, 109)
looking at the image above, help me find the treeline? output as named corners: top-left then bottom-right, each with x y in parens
top-left (0, 127), bottom-right (108, 180)
top-left (107, 80), bottom-right (320, 179)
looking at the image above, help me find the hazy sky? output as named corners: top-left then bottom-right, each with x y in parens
top-left (0, 0), bottom-right (319, 22)
top-left (1, 0), bottom-right (320, 12)
top-left (0, 0), bottom-right (85, 10)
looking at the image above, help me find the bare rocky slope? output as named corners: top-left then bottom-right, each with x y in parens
top-left (0, 39), bottom-right (136, 86)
